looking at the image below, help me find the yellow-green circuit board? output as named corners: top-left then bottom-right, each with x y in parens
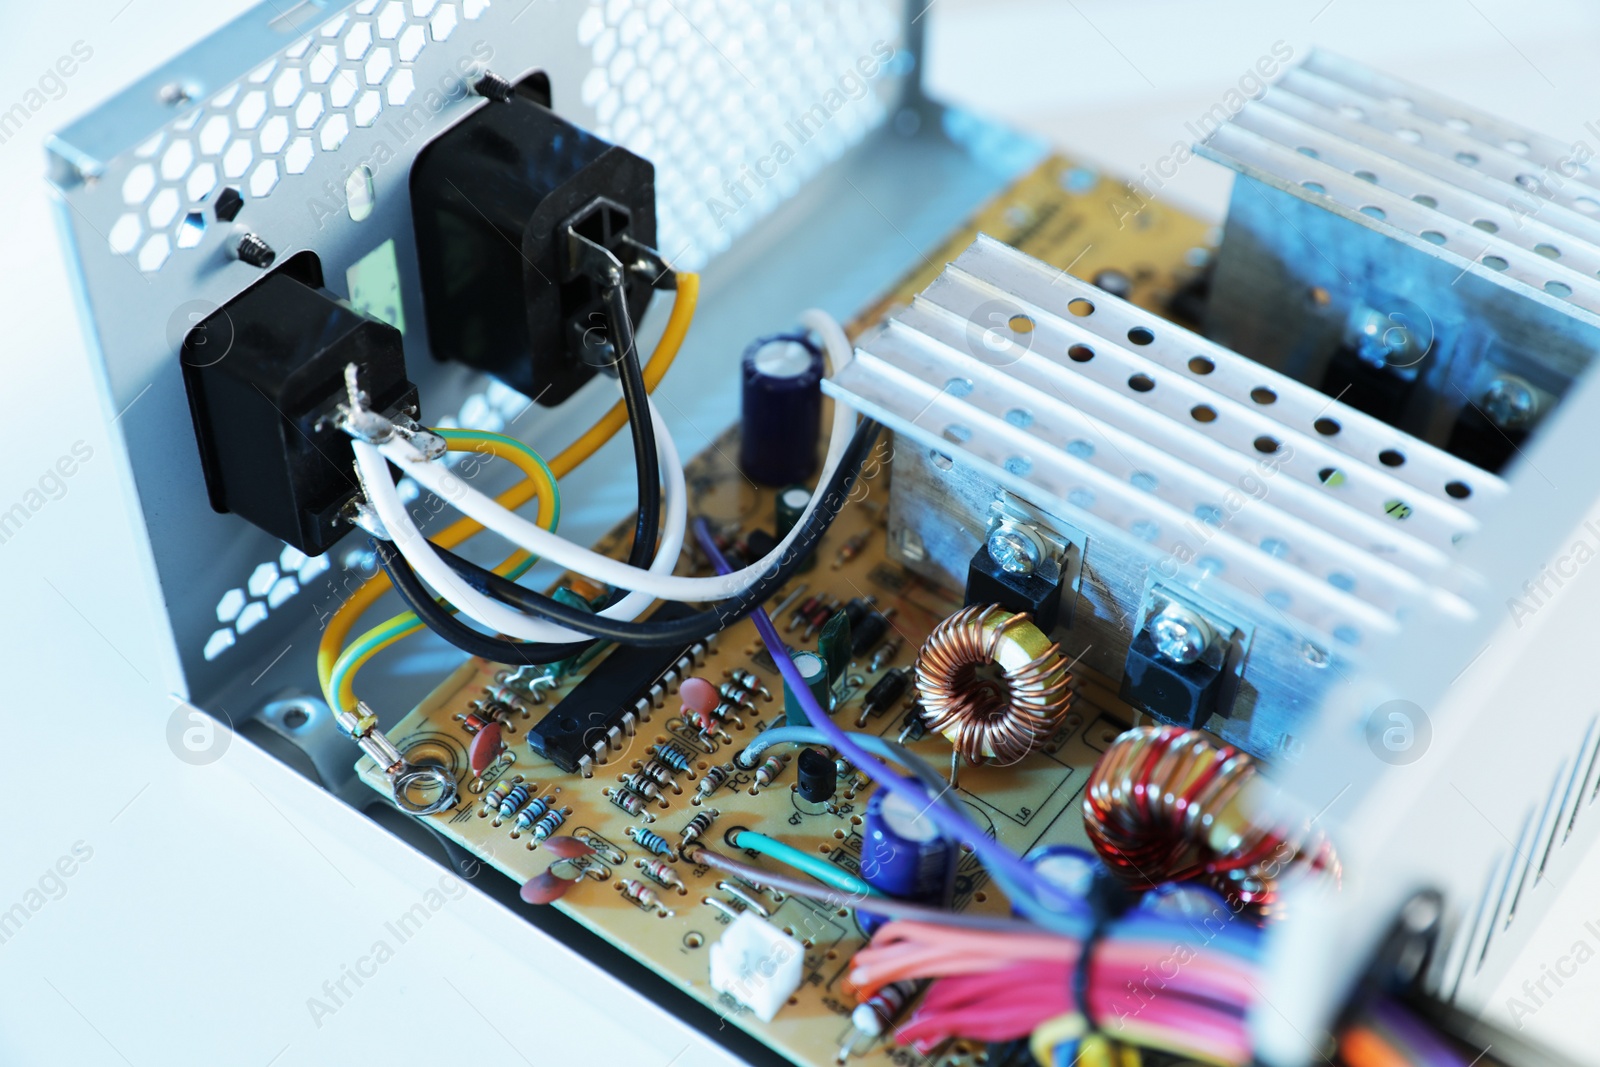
top-left (357, 154), bottom-right (1216, 1067)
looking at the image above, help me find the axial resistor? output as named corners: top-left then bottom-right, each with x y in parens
top-left (754, 755), bottom-right (786, 789)
top-left (718, 682), bottom-right (756, 709)
top-left (679, 810), bottom-right (718, 850)
top-left (481, 682), bottom-right (529, 709)
top-left (729, 669), bottom-right (771, 700)
top-left (529, 807), bottom-right (570, 845)
top-left (834, 529), bottom-right (872, 568)
top-left (853, 981), bottom-right (919, 1037)
top-left (630, 826), bottom-right (675, 856)
top-left (622, 772), bottom-right (660, 799)
top-left (652, 744), bottom-right (692, 772)
top-left (607, 788), bottom-right (655, 819)
top-left (636, 858), bottom-right (684, 890)
top-left (638, 759), bottom-right (676, 787)
top-left (511, 793), bottom-right (557, 833)
top-left (697, 765), bottom-right (731, 799)
top-left (482, 780), bottom-right (514, 813)
top-left (620, 880), bottom-right (671, 915)
top-left (474, 697), bottom-right (517, 723)
top-left (498, 782), bottom-right (532, 819)
top-left (870, 635), bottom-right (904, 673)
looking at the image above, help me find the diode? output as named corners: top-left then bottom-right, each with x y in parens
top-left (857, 667), bottom-right (911, 726)
top-left (738, 333), bottom-right (824, 486)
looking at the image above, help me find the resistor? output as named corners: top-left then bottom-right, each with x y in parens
top-left (787, 595), bottom-right (822, 633)
top-left (619, 880), bottom-right (672, 916)
top-left (833, 529), bottom-right (872, 568)
top-left (481, 779), bottom-right (516, 814)
top-left (869, 635), bottom-right (904, 673)
top-left (498, 782), bottom-right (532, 819)
top-left (630, 826), bottom-right (675, 856)
top-left (620, 772), bottom-right (660, 799)
top-left (481, 681), bottom-right (531, 710)
top-left (607, 788), bottom-right (656, 820)
top-left (529, 807), bottom-right (570, 846)
top-left (697, 765), bottom-right (731, 800)
top-left (753, 755), bottom-right (786, 790)
top-left (729, 668), bottom-right (771, 701)
top-left (511, 792), bottom-right (559, 833)
top-left (708, 701), bottom-right (745, 728)
top-left (679, 810), bottom-right (718, 850)
top-left (652, 744), bottom-right (692, 772)
top-left (636, 858), bottom-right (684, 890)
top-left (473, 697), bottom-right (518, 724)
top-left (852, 981), bottom-right (919, 1038)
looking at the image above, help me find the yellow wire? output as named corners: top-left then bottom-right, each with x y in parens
top-left (325, 431), bottom-right (557, 713)
top-left (314, 272), bottom-right (699, 706)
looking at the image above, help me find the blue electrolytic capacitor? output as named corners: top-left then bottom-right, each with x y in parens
top-left (860, 789), bottom-right (953, 901)
top-left (739, 333), bottom-right (824, 486)
top-left (1016, 844), bottom-right (1099, 917)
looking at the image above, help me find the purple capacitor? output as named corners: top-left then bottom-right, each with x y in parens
top-left (739, 333), bottom-right (824, 486)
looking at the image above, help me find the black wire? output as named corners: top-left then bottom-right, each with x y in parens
top-left (381, 419), bottom-right (883, 658)
top-left (605, 280), bottom-right (661, 601)
top-left (379, 279), bottom-right (665, 666)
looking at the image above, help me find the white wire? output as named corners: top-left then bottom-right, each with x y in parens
top-left (376, 309), bottom-right (858, 603)
top-left (354, 396), bottom-right (688, 643)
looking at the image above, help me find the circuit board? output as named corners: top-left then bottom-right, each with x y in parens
top-left (357, 154), bottom-right (1215, 1067)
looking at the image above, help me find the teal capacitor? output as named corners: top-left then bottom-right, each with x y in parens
top-left (818, 611), bottom-right (852, 690)
top-left (775, 484), bottom-right (817, 572)
top-left (782, 650), bottom-right (831, 725)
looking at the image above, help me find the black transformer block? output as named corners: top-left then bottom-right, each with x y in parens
top-left (180, 272), bottom-right (416, 556)
top-left (410, 96), bottom-right (657, 405)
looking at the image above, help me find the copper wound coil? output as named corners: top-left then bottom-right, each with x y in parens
top-left (1082, 724), bottom-right (1340, 912)
top-left (913, 605), bottom-right (1073, 765)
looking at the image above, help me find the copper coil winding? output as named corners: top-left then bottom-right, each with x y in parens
top-left (1082, 724), bottom-right (1340, 911)
top-left (913, 605), bottom-right (1073, 765)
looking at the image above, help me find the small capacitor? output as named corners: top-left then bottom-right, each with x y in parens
top-left (679, 676), bottom-right (722, 732)
top-left (783, 650), bottom-right (831, 724)
top-left (468, 721), bottom-right (503, 777)
top-left (796, 747), bottom-right (837, 804)
top-left (857, 668), bottom-right (911, 725)
top-left (860, 790), bottom-right (954, 915)
top-left (774, 484), bottom-right (818, 573)
top-left (739, 333), bottom-right (824, 486)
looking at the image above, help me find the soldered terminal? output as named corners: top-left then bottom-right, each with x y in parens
top-left (524, 604), bottom-right (707, 776)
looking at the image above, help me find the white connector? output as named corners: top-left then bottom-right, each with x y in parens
top-left (707, 911), bottom-right (804, 1022)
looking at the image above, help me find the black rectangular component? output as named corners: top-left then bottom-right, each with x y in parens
top-left (965, 542), bottom-right (1066, 632)
top-left (409, 95), bottom-right (657, 405)
top-left (179, 272), bottom-right (417, 556)
top-left (526, 605), bottom-right (703, 774)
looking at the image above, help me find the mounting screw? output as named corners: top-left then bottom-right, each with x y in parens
top-left (1481, 374), bottom-right (1538, 430)
top-left (986, 526), bottom-right (1041, 575)
top-left (1148, 603), bottom-right (1213, 666)
top-left (472, 71), bottom-right (515, 103)
top-left (231, 232), bottom-right (276, 268)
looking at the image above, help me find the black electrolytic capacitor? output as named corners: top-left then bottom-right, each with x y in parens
top-left (739, 333), bottom-right (824, 486)
top-left (796, 747), bottom-right (837, 803)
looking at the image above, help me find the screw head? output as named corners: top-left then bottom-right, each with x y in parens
top-left (986, 527), bottom-right (1040, 575)
top-left (1482, 375), bottom-right (1537, 430)
top-left (1148, 604), bottom-right (1212, 665)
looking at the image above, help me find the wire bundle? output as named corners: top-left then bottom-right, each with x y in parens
top-left (847, 920), bottom-right (1259, 1065)
top-left (1083, 725), bottom-right (1340, 911)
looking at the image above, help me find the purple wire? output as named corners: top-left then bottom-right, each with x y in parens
top-left (692, 518), bottom-right (1060, 912)
top-left (1370, 998), bottom-right (1470, 1067)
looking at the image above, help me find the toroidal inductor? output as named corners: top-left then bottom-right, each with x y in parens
top-left (913, 605), bottom-right (1073, 764)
